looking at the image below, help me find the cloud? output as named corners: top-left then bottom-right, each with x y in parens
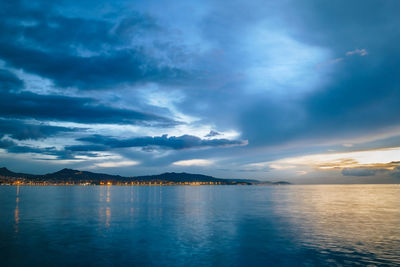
top-left (0, 119), bottom-right (76, 140)
top-left (341, 162), bottom-right (400, 177)
top-left (256, 147), bottom-right (400, 172)
top-left (316, 57), bottom-right (344, 68)
top-left (346, 48), bottom-right (368, 56)
top-left (0, 71), bottom-right (176, 128)
top-left (172, 159), bottom-right (213, 166)
top-left (0, 136), bottom-right (107, 161)
top-left (95, 160), bottom-right (140, 168)
top-left (0, 69), bottom-right (23, 92)
top-left (0, 139), bottom-right (74, 160)
top-left (0, 91), bottom-right (176, 126)
top-left (79, 134), bottom-right (248, 150)
top-left (234, 1), bottom-right (400, 149)
top-left (316, 47), bottom-right (368, 68)
top-left (6, 144), bottom-right (57, 155)
top-left (0, 43), bottom-right (188, 90)
top-left (0, 2), bottom-right (191, 90)
top-left (269, 164), bottom-right (296, 170)
top-left (391, 166), bottom-right (400, 178)
top-left (204, 130), bottom-right (222, 138)
top-left (65, 145), bottom-right (108, 152)
top-left (0, 138), bottom-right (16, 149)
top-left (342, 168), bottom-right (387, 177)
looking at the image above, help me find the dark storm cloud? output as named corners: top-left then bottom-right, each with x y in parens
top-left (65, 144), bottom-right (108, 152)
top-left (0, 137), bottom-right (60, 157)
top-left (7, 144), bottom-right (55, 155)
top-left (0, 137), bottom-right (102, 160)
top-left (1, 13), bottom-right (154, 53)
top-left (0, 1), bottom-right (189, 90)
top-left (0, 119), bottom-right (76, 140)
top-left (0, 91), bottom-right (176, 126)
top-left (0, 138), bottom-right (16, 149)
top-left (0, 69), bottom-right (24, 92)
top-left (0, 43), bottom-right (188, 90)
top-left (0, 62), bottom-right (177, 127)
top-left (78, 134), bottom-right (247, 150)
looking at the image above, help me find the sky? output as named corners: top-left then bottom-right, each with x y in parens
top-left (1, 0), bottom-right (400, 183)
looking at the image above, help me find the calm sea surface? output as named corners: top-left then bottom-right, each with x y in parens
top-left (1, 185), bottom-right (399, 266)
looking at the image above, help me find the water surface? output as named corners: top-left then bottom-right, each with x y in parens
top-left (1, 185), bottom-right (399, 266)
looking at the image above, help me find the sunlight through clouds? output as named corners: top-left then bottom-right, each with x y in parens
top-left (95, 160), bottom-right (140, 168)
top-left (172, 159), bottom-right (214, 166)
top-left (266, 147), bottom-right (400, 171)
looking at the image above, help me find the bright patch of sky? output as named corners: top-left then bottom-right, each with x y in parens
top-left (172, 159), bottom-right (214, 166)
top-left (244, 27), bottom-right (332, 94)
top-left (258, 147), bottom-right (400, 171)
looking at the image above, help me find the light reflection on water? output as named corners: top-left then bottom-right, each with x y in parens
top-left (270, 185), bottom-right (400, 265)
top-left (0, 185), bottom-right (399, 266)
top-left (14, 185), bottom-right (19, 233)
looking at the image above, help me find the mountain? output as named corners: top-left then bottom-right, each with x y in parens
top-left (0, 167), bottom-right (291, 185)
top-left (0, 167), bottom-right (263, 184)
top-left (0, 167), bottom-right (36, 179)
top-left (44, 168), bottom-right (124, 181)
top-left (132, 172), bottom-right (260, 184)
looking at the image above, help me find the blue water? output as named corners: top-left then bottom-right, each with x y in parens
top-left (1, 185), bottom-right (399, 266)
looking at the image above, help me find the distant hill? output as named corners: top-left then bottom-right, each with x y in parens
top-left (0, 167), bottom-right (290, 185)
top-left (0, 167), bottom-right (36, 179)
top-left (44, 168), bottom-right (125, 181)
top-left (0, 167), bottom-right (260, 184)
top-left (134, 172), bottom-right (260, 184)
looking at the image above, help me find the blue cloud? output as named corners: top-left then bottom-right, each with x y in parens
top-left (0, 119), bottom-right (76, 140)
top-left (0, 91), bottom-right (177, 126)
top-left (78, 134), bottom-right (247, 150)
top-left (0, 69), bottom-right (23, 92)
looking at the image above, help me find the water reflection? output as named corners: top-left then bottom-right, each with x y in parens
top-left (106, 186), bottom-right (110, 203)
top-left (14, 185), bottom-right (19, 233)
top-left (105, 186), bottom-right (111, 227)
top-left (130, 188), bottom-right (135, 218)
top-left (1, 185), bottom-right (399, 266)
top-left (276, 185), bottom-right (400, 265)
top-left (98, 186), bottom-right (112, 227)
top-left (105, 207), bottom-right (111, 228)
top-left (130, 187), bottom-right (134, 203)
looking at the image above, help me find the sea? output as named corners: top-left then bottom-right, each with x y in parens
top-left (1, 185), bottom-right (399, 266)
